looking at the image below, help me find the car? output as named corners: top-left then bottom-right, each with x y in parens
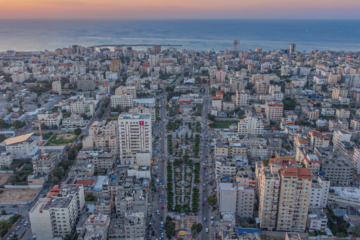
top-left (211, 220), bottom-right (214, 226)
top-left (161, 233), bottom-right (164, 238)
top-left (160, 228), bottom-right (163, 233)
top-left (161, 221), bottom-right (164, 227)
top-left (204, 198), bottom-right (207, 202)
top-left (211, 216), bottom-right (214, 220)
top-left (159, 199), bottom-right (162, 203)
top-left (206, 228), bottom-right (209, 232)
top-left (161, 205), bottom-right (164, 210)
top-left (203, 218), bottom-right (206, 222)
top-left (157, 210), bottom-right (160, 215)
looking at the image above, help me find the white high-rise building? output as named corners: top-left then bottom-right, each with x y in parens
top-left (238, 116), bottom-right (264, 135)
top-left (149, 54), bottom-right (160, 66)
top-left (118, 113), bottom-right (152, 164)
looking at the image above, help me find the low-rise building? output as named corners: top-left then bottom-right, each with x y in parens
top-left (78, 214), bottom-right (110, 240)
top-left (0, 151), bottom-right (14, 168)
top-left (2, 133), bottom-right (37, 159)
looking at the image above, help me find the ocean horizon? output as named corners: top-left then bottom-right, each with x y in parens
top-left (1, 19), bottom-right (360, 52)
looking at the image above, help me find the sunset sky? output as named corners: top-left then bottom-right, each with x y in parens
top-left (0, 0), bottom-right (359, 19)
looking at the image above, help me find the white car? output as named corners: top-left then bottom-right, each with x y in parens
top-left (206, 228), bottom-right (209, 233)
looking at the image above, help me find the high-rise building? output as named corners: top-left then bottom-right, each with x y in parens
top-left (154, 45), bottom-right (161, 53)
top-left (290, 43), bottom-right (296, 54)
top-left (118, 113), bottom-right (152, 164)
top-left (257, 161), bottom-right (312, 232)
top-left (216, 69), bottom-right (226, 82)
top-left (238, 116), bottom-right (264, 135)
top-left (235, 90), bottom-right (250, 106)
top-left (110, 60), bottom-right (121, 72)
top-left (233, 39), bottom-right (240, 52)
top-left (265, 101), bottom-right (284, 121)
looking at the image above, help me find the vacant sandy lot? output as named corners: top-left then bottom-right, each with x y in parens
top-left (56, 133), bottom-right (76, 140)
top-left (0, 188), bottom-right (40, 203)
top-left (0, 173), bottom-right (13, 185)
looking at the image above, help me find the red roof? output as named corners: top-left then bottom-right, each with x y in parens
top-left (179, 99), bottom-right (190, 102)
top-left (212, 97), bottom-right (221, 100)
top-left (282, 167), bottom-right (312, 179)
top-left (102, 83), bottom-right (110, 87)
top-left (10, 115), bottom-right (21, 118)
top-left (74, 179), bottom-right (95, 185)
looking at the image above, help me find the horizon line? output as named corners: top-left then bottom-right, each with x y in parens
top-left (1, 18), bottom-right (360, 20)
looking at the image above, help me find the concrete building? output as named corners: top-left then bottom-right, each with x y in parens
top-left (308, 130), bottom-right (330, 149)
top-left (115, 86), bottom-right (137, 98)
top-left (265, 101), bottom-right (284, 121)
top-left (110, 59), bottom-right (122, 72)
top-left (118, 113), bottom-right (152, 164)
top-left (238, 116), bottom-right (264, 136)
top-left (212, 97), bottom-right (222, 111)
top-left (77, 80), bottom-right (96, 91)
top-left (307, 209), bottom-right (328, 232)
top-left (37, 112), bottom-right (63, 128)
top-left (309, 174), bottom-right (330, 209)
top-left (235, 90), bottom-right (249, 107)
top-left (0, 151), bottom-right (13, 168)
top-left (320, 157), bottom-right (353, 186)
top-left (52, 80), bottom-right (62, 94)
top-left (332, 86), bottom-right (348, 99)
top-left (129, 106), bottom-right (156, 123)
top-left (336, 109), bottom-right (350, 120)
top-left (290, 43), bottom-right (296, 54)
top-left (2, 133), bottom-right (37, 159)
top-left (30, 194), bottom-right (80, 240)
top-left (218, 183), bottom-right (255, 219)
top-left (255, 81), bottom-right (267, 94)
top-left (216, 69), bottom-right (226, 83)
top-left (70, 99), bottom-right (98, 117)
top-left (115, 188), bottom-right (148, 217)
top-left (77, 149), bottom-right (116, 172)
top-left (79, 214), bottom-right (110, 240)
top-left (328, 187), bottom-right (360, 208)
top-left (332, 130), bottom-right (351, 151)
top-left (32, 152), bottom-right (60, 174)
top-left (303, 107), bottom-right (320, 120)
top-left (110, 93), bottom-right (134, 108)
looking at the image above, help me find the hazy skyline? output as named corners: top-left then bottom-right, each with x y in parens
top-left (1, 0), bottom-right (360, 19)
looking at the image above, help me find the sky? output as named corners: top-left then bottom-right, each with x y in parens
top-left (0, 0), bottom-right (360, 19)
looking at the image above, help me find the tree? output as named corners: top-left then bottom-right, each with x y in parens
top-left (52, 167), bottom-right (64, 179)
top-left (165, 216), bottom-right (176, 239)
top-left (51, 176), bottom-right (59, 184)
top-left (13, 120), bottom-right (24, 129)
top-left (74, 128), bottom-right (82, 135)
top-left (0, 119), bottom-right (6, 129)
top-left (351, 225), bottom-right (360, 237)
top-left (196, 223), bottom-right (203, 233)
top-left (156, 116), bottom-right (161, 122)
top-left (207, 114), bottom-right (215, 121)
top-left (68, 147), bottom-right (77, 161)
top-left (0, 134), bottom-right (6, 142)
top-left (85, 194), bottom-right (95, 201)
top-left (208, 194), bottom-right (217, 206)
top-left (60, 160), bottom-right (72, 171)
top-left (282, 98), bottom-right (297, 110)
top-left (36, 103), bottom-right (41, 108)
top-left (0, 210), bottom-right (6, 215)
top-left (10, 234), bottom-right (18, 240)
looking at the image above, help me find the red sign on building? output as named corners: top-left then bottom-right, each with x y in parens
top-left (139, 121), bottom-right (144, 125)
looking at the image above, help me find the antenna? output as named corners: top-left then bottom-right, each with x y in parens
top-left (38, 119), bottom-right (46, 160)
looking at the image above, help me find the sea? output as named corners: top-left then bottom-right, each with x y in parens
top-left (1, 19), bottom-right (360, 52)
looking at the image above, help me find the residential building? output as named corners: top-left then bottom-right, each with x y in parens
top-left (238, 116), bottom-right (264, 135)
top-left (77, 149), bottom-right (116, 172)
top-left (129, 106), bottom-right (156, 123)
top-left (212, 97), bottom-right (222, 111)
top-left (332, 130), bottom-right (351, 151)
top-left (216, 69), bottom-right (226, 82)
top-left (110, 59), bottom-right (121, 72)
top-left (350, 118), bottom-right (360, 130)
top-left (110, 93), bottom-right (134, 108)
top-left (70, 99), bottom-right (99, 117)
top-left (52, 80), bottom-right (62, 94)
top-left (265, 101), bottom-right (283, 121)
top-left (336, 109), bottom-right (350, 120)
top-left (32, 152), bottom-right (60, 174)
top-left (78, 214), bottom-right (110, 240)
top-left (77, 80), bottom-right (95, 91)
top-left (115, 86), bottom-right (137, 98)
top-left (309, 174), bottom-right (330, 208)
top-left (235, 90), bottom-right (249, 107)
top-left (329, 119), bottom-right (349, 131)
top-left (37, 112), bottom-right (63, 127)
top-left (308, 130), bottom-right (330, 149)
top-left (303, 107), bottom-right (320, 120)
top-left (0, 151), bottom-right (13, 168)
top-left (118, 113), bottom-right (152, 164)
top-left (255, 81), bottom-right (267, 94)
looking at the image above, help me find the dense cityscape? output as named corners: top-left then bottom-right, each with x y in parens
top-left (0, 41), bottom-right (360, 240)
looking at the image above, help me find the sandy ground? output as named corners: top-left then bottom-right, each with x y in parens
top-left (0, 173), bottom-right (13, 186)
top-left (0, 188), bottom-right (40, 203)
top-left (56, 133), bottom-right (76, 140)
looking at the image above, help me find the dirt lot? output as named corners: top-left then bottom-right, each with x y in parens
top-left (56, 133), bottom-right (76, 140)
top-left (0, 173), bottom-right (13, 185)
top-left (0, 188), bottom-right (40, 203)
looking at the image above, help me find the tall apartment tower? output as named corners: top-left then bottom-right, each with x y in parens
top-left (233, 38), bottom-right (240, 52)
top-left (118, 113), bottom-right (152, 164)
top-left (154, 45), bottom-right (161, 53)
top-left (216, 69), bottom-right (226, 83)
top-left (290, 43), bottom-right (296, 54)
top-left (265, 101), bottom-right (284, 121)
top-left (256, 162), bottom-right (312, 232)
top-left (110, 59), bottom-right (121, 72)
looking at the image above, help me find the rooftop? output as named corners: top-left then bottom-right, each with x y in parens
top-left (2, 132), bottom-right (34, 145)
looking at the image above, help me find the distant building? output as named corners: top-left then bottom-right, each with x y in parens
top-left (289, 43), bottom-right (296, 54)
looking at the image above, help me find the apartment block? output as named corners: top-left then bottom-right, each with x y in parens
top-left (238, 116), bottom-right (264, 136)
top-left (70, 99), bottom-right (98, 117)
top-left (115, 86), bottom-right (137, 98)
top-left (329, 119), bottom-right (349, 131)
top-left (332, 130), bottom-right (351, 151)
top-left (309, 174), bottom-right (330, 208)
top-left (129, 106), bottom-right (156, 123)
top-left (77, 149), bottom-right (116, 172)
top-left (115, 189), bottom-right (148, 217)
top-left (308, 130), bottom-right (330, 149)
top-left (235, 90), bottom-right (250, 107)
top-left (3, 133), bottom-right (37, 159)
top-left (52, 80), bottom-right (62, 94)
top-left (110, 93), bottom-right (134, 108)
top-left (79, 214), bottom-right (110, 240)
top-left (265, 101), bottom-right (284, 121)
top-left (0, 152), bottom-right (13, 168)
top-left (332, 86), bottom-right (348, 99)
top-left (336, 109), bottom-right (350, 120)
top-left (118, 113), bottom-right (152, 164)
top-left (37, 112), bottom-right (63, 127)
